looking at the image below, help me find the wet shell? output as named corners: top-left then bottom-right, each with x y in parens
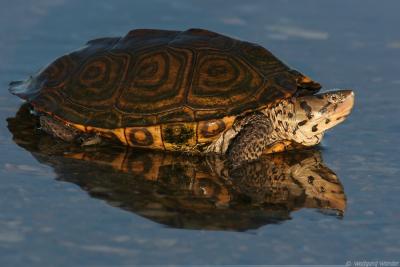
top-left (10, 28), bottom-right (321, 151)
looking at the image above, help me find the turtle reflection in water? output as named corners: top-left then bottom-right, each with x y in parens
top-left (7, 104), bottom-right (346, 231)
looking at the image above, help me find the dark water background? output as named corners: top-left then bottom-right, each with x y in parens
top-left (0, 0), bottom-right (399, 266)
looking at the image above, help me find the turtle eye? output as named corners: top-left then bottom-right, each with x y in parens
top-left (328, 95), bottom-right (338, 103)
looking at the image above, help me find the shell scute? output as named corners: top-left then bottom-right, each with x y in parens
top-left (67, 51), bottom-right (130, 110)
top-left (188, 50), bottom-right (263, 110)
top-left (238, 42), bottom-right (289, 76)
top-left (157, 107), bottom-right (195, 124)
top-left (162, 122), bottom-right (197, 150)
top-left (116, 47), bottom-right (192, 115)
top-left (170, 28), bottom-right (235, 51)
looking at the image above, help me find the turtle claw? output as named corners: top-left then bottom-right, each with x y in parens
top-left (78, 134), bottom-right (102, 146)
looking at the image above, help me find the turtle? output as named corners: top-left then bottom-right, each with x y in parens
top-left (9, 28), bottom-right (354, 165)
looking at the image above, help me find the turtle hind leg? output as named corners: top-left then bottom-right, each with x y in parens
top-left (39, 115), bottom-right (102, 146)
top-left (40, 116), bottom-right (80, 142)
top-left (227, 113), bottom-right (272, 167)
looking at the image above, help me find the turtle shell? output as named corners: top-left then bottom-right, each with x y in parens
top-left (11, 28), bottom-right (321, 129)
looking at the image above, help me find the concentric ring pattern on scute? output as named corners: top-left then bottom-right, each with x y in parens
top-left (39, 55), bottom-right (75, 89)
top-left (67, 51), bottom-right (130, 110)
top-left (116, 47), bottom-right (191, 115)
top-left (28, 28), bottom-right (302, 128)
top-left (188, 51), bottom-right (263, 110)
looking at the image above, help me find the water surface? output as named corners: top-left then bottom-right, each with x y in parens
top-left (0, 0), bottom-right (399, 266)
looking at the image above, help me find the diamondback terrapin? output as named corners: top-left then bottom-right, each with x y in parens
top-left (9, 28), bottom-right (354, 164)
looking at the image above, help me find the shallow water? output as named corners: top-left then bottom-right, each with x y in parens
top-left (0, 0), bottom-right (399, 266)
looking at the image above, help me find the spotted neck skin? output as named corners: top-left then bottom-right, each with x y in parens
top-left (261, 98), bottom-right (324, 147)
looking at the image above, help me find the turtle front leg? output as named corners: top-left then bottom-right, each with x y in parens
top-left (227, 113), bottom-right (273, 167)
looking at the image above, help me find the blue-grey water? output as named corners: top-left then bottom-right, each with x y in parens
top-left (1, 0), bottom-right (399, 266)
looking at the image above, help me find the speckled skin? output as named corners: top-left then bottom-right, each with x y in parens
top-left (227, 113), bottom-right (272, 165)
top-left (40, 116), bottom-right (79, 142)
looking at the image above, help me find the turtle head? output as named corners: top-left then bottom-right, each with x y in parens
top-left (291, 90), bottom-right (355, 145)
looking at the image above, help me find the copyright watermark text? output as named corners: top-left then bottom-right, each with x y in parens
top-left (345, 261), bottom-right (399, 267)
